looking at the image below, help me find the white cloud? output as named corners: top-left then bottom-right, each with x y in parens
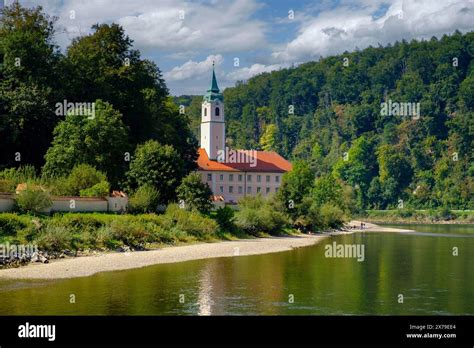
top-left (164, 55), bottom-right (224, 82)
top-left (272, 0), bottom-right (474, 63)
top-left (23, 0), bottom-right (267, 54)
top-left (227, 63), bottom-right (290, 80)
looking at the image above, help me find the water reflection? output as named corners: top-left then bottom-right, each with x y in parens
top-left (197, 262), bottom-right (214, 316)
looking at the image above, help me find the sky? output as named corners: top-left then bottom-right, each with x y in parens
top-left (10, 0), bottom-right (474, 96)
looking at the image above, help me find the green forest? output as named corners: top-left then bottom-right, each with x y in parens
top-left (0, 3), bottom-right (197, 201)
top-left (179, 31), bottom-right (474, 210)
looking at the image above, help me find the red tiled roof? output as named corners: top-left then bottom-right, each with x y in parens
top-left (212, 195), bottom-right (225, 202)
top-left (197, 148), bottom-right (292, 173)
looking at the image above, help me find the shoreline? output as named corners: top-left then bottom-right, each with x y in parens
top-left (0, 221), bottom-right (412, 280)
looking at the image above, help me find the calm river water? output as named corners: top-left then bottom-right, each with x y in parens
top-left (0, 224), bottom-right (472, 315)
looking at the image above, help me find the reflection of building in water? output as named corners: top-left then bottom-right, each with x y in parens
top-left (197, 262), bottom-right (214, 316)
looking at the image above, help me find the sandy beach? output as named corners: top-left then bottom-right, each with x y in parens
top-left (0, 221), bottom-right (412, 280)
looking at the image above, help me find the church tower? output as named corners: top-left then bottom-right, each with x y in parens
top-left (201, 63), bottom-right (225, 160)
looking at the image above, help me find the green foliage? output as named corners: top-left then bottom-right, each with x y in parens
top-left (214, 206), bottom-right (236, 232)
top-left (129, 184), bottom-right (160, 213)
top-left (126, 140), bottom-right (185, 203)
top-left (15, 189), bottom-right (52, 214)
top-left (277, 161), bottom-right (314, 219)
top-left (79, 181), bottom-right (110, 197)
top-left (0, 214), bottom-right (35, 237)
top-left (160, 204), bottom-right (219, 239)
top-left (235, 195), bottom-right (288, 235)
top-left (42, 101), bottom-right (129, 184)
top-left (312, 174), bottom-right (345, 209)
top-left (176, 173), bottom-right (213, 214)
top-left (320, 203), bottom-right (345, 229)
top-left (61, 164), bottom-right (108, 196)
top-left (219, 31), bottom-right (474, 210)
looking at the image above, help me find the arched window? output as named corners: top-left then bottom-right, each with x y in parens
top-left (204, 108), bottom-right (207, 116)
top-left (215, 107), bottom-right (220, 116)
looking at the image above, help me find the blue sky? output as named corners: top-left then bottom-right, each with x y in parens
top-left (11, 0), bottom-right (474, 95)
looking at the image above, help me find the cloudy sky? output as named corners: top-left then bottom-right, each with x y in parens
top-left (11, 0), bottom-right (474, 95)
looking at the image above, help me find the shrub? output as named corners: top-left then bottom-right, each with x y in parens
top-left (0, 214), bottom-right (35, 237)
top-left (0, 166), bottom-right (37, 186)
top-left (0, 179), bottom-right (14, 193)
top-left (214, 206), bottom-right (236, 232)
top-left (35, 225), bottom-right (73, 251)
top-left (129, 184), bottom-right (160, 213)
top-left (395, 207), bottom-right (415, 218)
top-left (109, 218), bottom-right (153, 247)
top-left (235, 195), bottom-right (288, 235)
top-left (65, 164), bottom-right (107, 196)
top-left (162, 204), bottom-right (218, 239)
top-left (176, 173), bottom-right (213, 214)
top-left (15, 189), bottom-right (52, 214)
top-left (320, 203), bottom-right (345, 229)
top-left (79, 181), bottom-right (110, 197)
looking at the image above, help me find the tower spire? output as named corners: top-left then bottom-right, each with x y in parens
top-left (203, 61), bottom-right (223, 102)
top-left (209, 61), bottom-right (220, 93)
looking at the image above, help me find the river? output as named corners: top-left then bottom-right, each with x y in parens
top-left (0, 224), bottom-right (472, 315)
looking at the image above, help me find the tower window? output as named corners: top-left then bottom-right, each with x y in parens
top-left (215, 107), bottom-right (220, 116)
top-left (204, 108), bottom-right (207, 116)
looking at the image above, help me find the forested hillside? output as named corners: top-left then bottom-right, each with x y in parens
top-left (181, 32), bottom-right (473, 210)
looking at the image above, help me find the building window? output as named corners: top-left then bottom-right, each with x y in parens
top-left (219, 186), bottom-right (224, 193)
top-left (229, 174), bottom-right (234, 182)
top-left (207, 174), bottom-right (212, 182)
top-left (219, 174), bottom-right (224, 181)
top-left (266, 187), bottom-right (270, 194)
top-left (238, 174), bottom-right (243, 182)
top-left (266, 175), bottom-right (270, 183)
top-left (257, 187), bottom-right (261, 193)
top-left (229, 186), bottom-right (233, 193)
top-left (247, 186), bottom-right (252, 193)
top-left (238, 186), bottom-right (243, 194)
top-left (275, 187), bottom-right (279, 192)
top-left (247, 174), bottom-right (252, 182)
top-left (204, 108), bottom-right (207, 116)
top-left (275, 175), bottom-right (280, 183)
top-left (257, 175), bottom-right (261, 183)
top-left (215, 107), bottom-right (220, 116)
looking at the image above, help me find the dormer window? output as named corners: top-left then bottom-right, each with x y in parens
top-left (215, 107), bottom-right (220, 116)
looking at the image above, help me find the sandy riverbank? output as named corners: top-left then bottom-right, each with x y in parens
top-left (0, 221), bottom-right (412, 280)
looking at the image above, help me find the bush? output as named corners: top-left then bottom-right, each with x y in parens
top-left (235, 195), bottom-right (288, 235)
top-left (320, 203), bottom-right (345, 229)
top-left (0, 214), bottom-right (35, 237)
top-left (109, 217), bottom-right (153, 247)
top-left (35, 225), bottom-right (73, 251)
top-left (395, 207), bottom-right (415, 218)
top-left (129, 184), bottom-right (160, 213)
top-left (79, 181), bottom-right (110, 197)
top-left (0, 166), bottom-right (37, 186)
top-left (65, 164), bottom-right (107, 196)
top-left (15, 189), bottom-right (52, 214)
top-left (0, 179), bottom-right (14, 193)
top-left (214, 206), bottom-right (236, 232)
top-left (162, 204), bottom-right (218, 239)
top-left (176, 173), bottom-right (213, 214)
